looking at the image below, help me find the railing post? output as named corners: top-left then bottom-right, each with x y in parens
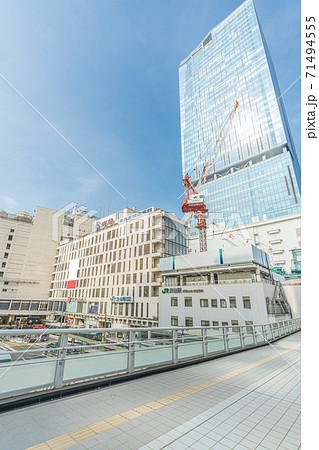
top-left (284, 321), bottom-right (288, 335)
top-left (128, 331), bottom-right (135, 373)
top-left (54, 333), bottom-right (69, 389)
top-left (223, 327), bottom-right (229, 352)
top-left (252, 326), bottom-right (257, 346)
top-left (202, 328), bottom-right (208, 357)
top-left (261, 325), bottom-right (267, 343)
top-left (239, 326), bottom-right (244, 348)
top-left (270, 323), bottom-right (275, 341)
top-left (281, 322), bottom-right (286, 336)
top-left (172, 329), bottom-right (178, 364)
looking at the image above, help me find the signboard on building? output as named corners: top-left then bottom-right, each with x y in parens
top-left (95, 217), bottom-right (116, 231)
top-left (67, 259), bottom-right (79, 289)
top-left (118, 207), bottom-right (154, 224)
top-left (161, 288), bottom-right (204, 294)
top-left (110, 296), bottom-right (133, 302)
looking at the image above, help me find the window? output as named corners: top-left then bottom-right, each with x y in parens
top-left (185, 297), bottom-right (192, 307)
top-left (245, 321), bottom-right (253, 332)
top-left (229, 296), bottom-right (237, 308)
top-left (171, 297), bottom-right (178, 307)
top-left (185, 317), bottom-right (193, 327)
top-left (222, 321), bottom-right (228, 326)
top-left (4, 253), bottom-right (9, 259)
top-left (212, 321), bottom-right (219, 327)
top-left (243, 296), bottom-right (251, 309)
top-left (220, 299), bottom-right (227, 308)
top-left (2, 289), bottom-right (7, 292)
top-left (211, 299), bottom-right (217, 308)
top-left (6, 244), bottom-right (10, 250)
top-left (4, 282), bottom-right (8, 285)
top-left (1, 263), bottom-right (6, 268)
top-left (201, 320), bottom-right (210, 327)
top-left (231, 320), bottom-right (239, 332)
top-left (200, 299), bottom-right (208, 307)
top-left (0, 272), bottom-right (4, 278)
top-left (10, 229), bottom-right (14, 232)
top-left (8, 235), bottom-right (13, 241)
top-left (171, 316), bottom-right (178, 326)
top-left (144, 244), bottom-right (150, 255)
top-left (143, 286), bottom-right (149, 297)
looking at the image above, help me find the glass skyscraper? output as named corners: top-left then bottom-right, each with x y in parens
top-left (179, 0), bottom-right (301, 233)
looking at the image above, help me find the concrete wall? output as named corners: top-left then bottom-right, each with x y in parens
top-left (282, 281), bottom-right (301, 318)
top-left (159, 282), bottom-right (278, 327)
top-left (0, 206), bottom-right (95, 304)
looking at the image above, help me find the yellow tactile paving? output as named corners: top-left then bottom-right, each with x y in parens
top-left (27, 343), bottom-right (300, 450)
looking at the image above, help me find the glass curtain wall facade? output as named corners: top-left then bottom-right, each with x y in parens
top-left (164, 216), bottom-right (188, 257)
top-left (179, 0), bottom-right (301, 232)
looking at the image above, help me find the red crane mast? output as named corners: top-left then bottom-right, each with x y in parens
top-left (182, 101), bottom-right (239, 252)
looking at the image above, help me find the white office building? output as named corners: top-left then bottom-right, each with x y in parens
top-left (159, 242), bottom-right (296, 329)
top-left (50, 207), bottom-right (188, 328)
top-left (0, 206), bottom-right (95, 325)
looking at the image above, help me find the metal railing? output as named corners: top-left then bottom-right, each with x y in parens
top-left (0, 318), bottom-right (300, 400)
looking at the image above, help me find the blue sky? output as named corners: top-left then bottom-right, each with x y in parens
top-left (0, 0), bottom-right (300, 218)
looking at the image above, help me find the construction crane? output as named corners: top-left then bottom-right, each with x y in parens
top-left (182, 101), bottom-right (239, 252)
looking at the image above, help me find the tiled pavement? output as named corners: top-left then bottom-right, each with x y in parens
top-left (0, 332), bottom-right (300, 450)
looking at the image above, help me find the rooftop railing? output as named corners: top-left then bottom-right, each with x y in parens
top-left (0, 319), bottom-right (300, 403)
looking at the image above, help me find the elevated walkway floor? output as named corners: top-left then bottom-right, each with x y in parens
top-left (0, 333), bottom-right (300, 450)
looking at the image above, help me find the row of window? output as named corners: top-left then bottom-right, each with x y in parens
top-left (1, 234), bottom-right (13, 270)
top-left (171, 296), bottom-right (251, 309)
top-left (171, 317), bottom-right (254, 327)
top-left (58, 215), bottom-right (164, 255)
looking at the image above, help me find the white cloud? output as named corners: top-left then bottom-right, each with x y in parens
top-left (0, 195), bottom-right (19, 212)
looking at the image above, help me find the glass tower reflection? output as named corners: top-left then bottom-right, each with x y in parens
top-left (179, 0), bottom-right (301, 232)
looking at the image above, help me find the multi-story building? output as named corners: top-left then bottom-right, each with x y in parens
top-left (189, 212), bottom-right (300, 274)
top-left (179, 0), bottom-right (301, 257)
top-left (50, 207), bottom-right (188, 328)
top-left (0, 206), bottom-right (95, 325)
top-left (159, 242), bottom-right (295, 329)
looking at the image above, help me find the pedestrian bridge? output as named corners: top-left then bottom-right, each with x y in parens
top-left (0, 320), bottom-right (300, 449)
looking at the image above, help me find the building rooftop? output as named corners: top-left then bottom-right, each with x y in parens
top-left (160, 243), bottom-right (272, 274)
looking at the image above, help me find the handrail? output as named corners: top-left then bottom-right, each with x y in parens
top-left (0, 319), bottom-right (301, 402)
top-left (0, 320), bottom-right (299, 336)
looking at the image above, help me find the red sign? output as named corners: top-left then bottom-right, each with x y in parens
top-left (67, 280), bottom-right (76, 289)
